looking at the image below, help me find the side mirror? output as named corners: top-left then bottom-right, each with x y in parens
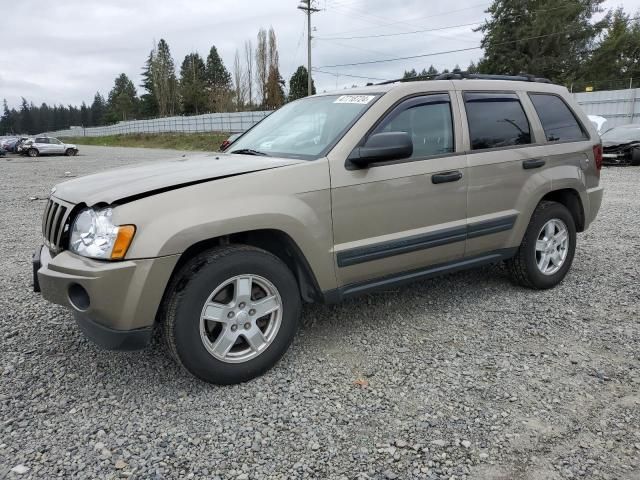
top-left (348, 131), bottom-right (413, 168)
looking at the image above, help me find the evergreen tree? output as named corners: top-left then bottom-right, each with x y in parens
top-left (206, 45), bottom-right (232, 112)
top-left (582, 8), bottom-right (640, 89)
top-left (152, 39), bottom-right (179, 117)
top-left (19, 98), bottom-right (33, 134)
top-left (402, 68), bottom-right (418, 79)
top-left (80, 102), bottom-right (90, 127)
top-left (90, 92), bottom-right (106, 126)
top-left (288, 66), bottom-right (315, 102)
top-left (476, 0), bottom-right (607, 83)
top-left (140, 50), bottom-right (159, 118)
top-left (180, 52), bottom-right (208, 115)
top-left (106, 73), bottom-right (138, 123)
top-left (0, 99), bottom-right (13, 134)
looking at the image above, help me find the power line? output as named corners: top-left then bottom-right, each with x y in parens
top-left (312, 68), bottom-right (387, 81)
top-left (320, 3), bottom-right (490, 37)
top-left (317, 21), bottom-right (481, 40)
top-left (318, 19), bottom-right (640, 69)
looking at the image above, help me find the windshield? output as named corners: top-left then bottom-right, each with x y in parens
top-left (602, 126), bottom-right (640, 144)
top-left (230, 94), bottom-right (380, 159)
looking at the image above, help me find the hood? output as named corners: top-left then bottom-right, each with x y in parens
top-left (53, 152), bottom-right (302, 206)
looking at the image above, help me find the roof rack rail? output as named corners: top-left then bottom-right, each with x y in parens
top-left (377, 69), bottom-right (551, 85)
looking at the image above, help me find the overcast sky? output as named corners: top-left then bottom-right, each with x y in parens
top-left (2, 0), bottom-right (639, 109)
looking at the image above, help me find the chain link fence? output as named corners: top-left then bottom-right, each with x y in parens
top-left (43, 111), bottom-right (271, 138)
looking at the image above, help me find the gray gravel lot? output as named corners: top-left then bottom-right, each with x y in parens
top-left (1, 145), bottom-right (639, 479)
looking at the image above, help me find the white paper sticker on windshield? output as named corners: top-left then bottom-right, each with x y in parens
top-left (333, 95), bottom-right (376, 105)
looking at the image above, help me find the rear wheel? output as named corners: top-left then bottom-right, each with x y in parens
top-left (162, 245), bottom-right (301, 384)
top-left (507, 201), bottom-right (576, 289)
top-left (28, 148), bottom-right (38, 157)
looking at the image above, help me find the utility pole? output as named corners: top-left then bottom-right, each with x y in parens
top-left (298, 0), bottom-right (320, 96)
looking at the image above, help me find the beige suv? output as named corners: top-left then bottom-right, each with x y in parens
top-left (34, 75), bottom-right (604, 384)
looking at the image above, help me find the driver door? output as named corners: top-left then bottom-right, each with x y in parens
top-left (329, 92), bottom-right (468, 288)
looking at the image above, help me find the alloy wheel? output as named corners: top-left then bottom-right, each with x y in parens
top-left (535, 218), bottom-right (569, 275)
top-left (199, 274), bottom-right (282, 363)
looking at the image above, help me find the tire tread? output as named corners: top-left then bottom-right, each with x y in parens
top-left (161, 244), bottom-right (292, 382)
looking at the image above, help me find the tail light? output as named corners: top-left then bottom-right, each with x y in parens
top-left (593, 144), bottom-right (603, 171)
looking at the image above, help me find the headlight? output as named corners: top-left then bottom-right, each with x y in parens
top-left (69, 207), bottom-right (135, 260)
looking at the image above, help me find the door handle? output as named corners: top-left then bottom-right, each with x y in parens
top-left (432, 170), bottom-right (463, 184)
top-left (522, 158), bottom-right (546, 169)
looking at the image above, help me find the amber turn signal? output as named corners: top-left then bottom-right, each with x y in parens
top-left (110, 225), bottom-right (136, 260)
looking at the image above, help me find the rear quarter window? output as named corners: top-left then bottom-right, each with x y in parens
top-left (529, 93), bottom-right (588, 142)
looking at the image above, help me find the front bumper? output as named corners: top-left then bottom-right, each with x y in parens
top-left (33, 245), bottom-right (179, 350)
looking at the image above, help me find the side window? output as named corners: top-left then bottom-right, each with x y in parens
top-left (35, 137), bottom-right (47, 143)
top-left (529, 93), bottom-right (588, 142)
top-left (374, 94), bottom-right (454, 159)
top-left (463, 92), bottom-right (531, 150)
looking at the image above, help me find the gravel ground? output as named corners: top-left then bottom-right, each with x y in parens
top-left (1, 146), bottom-right (638, 480)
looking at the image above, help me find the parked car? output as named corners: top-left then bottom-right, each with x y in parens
top-left (21, 137), bottom-right (78, 157)
top-left (34, 74), bottom-right (603, 384)
top-left (1, 136), bottom-right (27, 153)
top-left (601, 124), bottom-right (640, 166)
top-left (219, 132), bottom-right (242, 151)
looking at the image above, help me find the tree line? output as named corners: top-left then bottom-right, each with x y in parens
top-left (1, 26), bottom-right (316, 135)
top-left (4, 1), bottom-right (638, 135)
top-left (402, 2), bottom-right (640, 92)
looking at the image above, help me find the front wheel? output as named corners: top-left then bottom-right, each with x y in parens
top-left (162, 245), bottom-right (301, 384)
top-left (27, 148), bottom-right (39, 157)
top-left (65, 148), bottom-right (76, 156)
top-left (507, 201), bottom-right (576, 289)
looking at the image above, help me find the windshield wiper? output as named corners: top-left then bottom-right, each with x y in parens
top-left (230, 148), bottom-right (270, 156)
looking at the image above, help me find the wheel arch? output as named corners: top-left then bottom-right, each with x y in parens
top-left (539, 188), bottom-right (585, 232)
top-left (162, 229), bottom-right (324, 308)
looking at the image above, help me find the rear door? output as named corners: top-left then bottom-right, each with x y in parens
top-left (34, 137), bottom-right (50, 154)
top-left (330, 92), bottom-right (468, 288)
top-left (459, 90), bottom-right (551, 258)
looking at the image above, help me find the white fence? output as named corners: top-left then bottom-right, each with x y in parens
top-left (44, 110), bottom-right (271, 138)
top-left (574, 88), bottom-right (640, 129)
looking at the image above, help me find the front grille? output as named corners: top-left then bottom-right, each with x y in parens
top-left (42, 197), bottom-right (74, 253)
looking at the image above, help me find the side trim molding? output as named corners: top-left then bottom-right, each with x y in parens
top-left (337, 226), bottom-right (467, 267)
top-left (324, 248), bottom-right (517, 303)
top-left (466, 215), bottom-right (517, 239)
top-left (336, 215), bottom-right (517, 267)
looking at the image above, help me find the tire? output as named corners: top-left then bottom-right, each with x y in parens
top-left (27, 148), bottom-right (38, 157)
top-left (631, 147), bottom-right (640, 166)
top-left (162, 245), bottom-right (301, 384)
top-left (507, 201), bottom-right (576, 289)
top-left (65, 149), bottom-right (75, 156)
